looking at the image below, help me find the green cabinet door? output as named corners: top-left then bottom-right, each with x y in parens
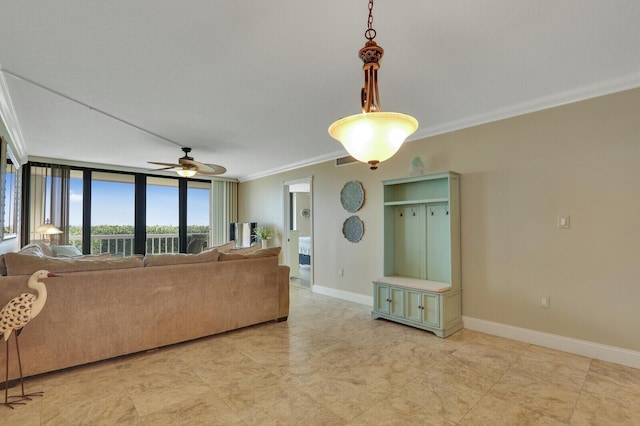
top-left (389, 287), bottom-right (404, 317)
top-left (405, 289), bottom-right (423, 322)
top-left (374, 283), bottom-right (390, 314)
top-left (421, 293), bottom-right (440, 327)
top-left (405, 289), bottom-right (440, 327)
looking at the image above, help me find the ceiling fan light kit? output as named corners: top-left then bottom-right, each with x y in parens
top-left (175, 168), bottom-right (197, 178)
top-left (148, 147), bottom-right (226, 177)
top-left (328, 0), bottom-right (418, 170)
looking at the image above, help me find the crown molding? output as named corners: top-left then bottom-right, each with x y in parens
top-left (411, 72), bottom-right (640, 142)
top-left (239, 149), bottom-right (346, 182)
top-left (0, 68), bottom-right (27, 164)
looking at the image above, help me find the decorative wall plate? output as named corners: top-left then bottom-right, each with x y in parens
top-left (300, 208), bottom-right (311, 218)
top-left (340, 181), bottom-right (365, 213)
top-left (342, 215), bottom-right (364, 243)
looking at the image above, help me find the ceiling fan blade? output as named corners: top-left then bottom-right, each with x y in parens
top-left (196, 164), bottom-right (227, 175)
top-left (181, 158), bottom-right (214, 173)
top-left (148, 161), bottom-right (182, 168)
top-left (151, 149), bottom-right (226, 176)
top-left (153, 166), bottom-right (179, 171)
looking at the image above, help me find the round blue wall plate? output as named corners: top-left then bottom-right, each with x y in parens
top-left (340, 181), bottom-right (365, 213)
top-left (342, 215), bottom-right (364, 243)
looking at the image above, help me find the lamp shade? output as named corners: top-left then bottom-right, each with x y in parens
top-left (35, 223), bottom-right (63, 235)
top-left (329, 111), bottom-right (418, 167)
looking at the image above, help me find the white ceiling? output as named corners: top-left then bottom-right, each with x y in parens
top-left (1, 1), bottom-right (639, 181)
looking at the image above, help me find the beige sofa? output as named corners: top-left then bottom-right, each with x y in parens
top-left (0, 248), bottom-right (289, 380)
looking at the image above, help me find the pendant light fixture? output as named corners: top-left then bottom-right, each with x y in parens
top-left (328, 0), bottom-right (418, 170)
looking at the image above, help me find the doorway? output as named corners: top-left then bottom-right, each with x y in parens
top-left (283, 177), bottom-right (313, 288)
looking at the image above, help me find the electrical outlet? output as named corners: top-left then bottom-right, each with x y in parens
top-left (338, 267), bottom-right (344, 277)
top-left (540, 296), bottom-right (550, 309)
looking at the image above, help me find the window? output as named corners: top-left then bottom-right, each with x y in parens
top-left (146, 177), bottom-right (179, 254)
top-left (3, 161), bottom-right (18, 237)
top-left (68, 170), bottom-right (84, 251)
top-left (91, 172), bottom-right (135, 255)
top-left (25, 162), bottom-right (219, 255)
top-left (187, 180), bottom-right (211, 253)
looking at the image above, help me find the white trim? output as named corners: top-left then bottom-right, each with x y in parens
top-left (283, 176), bottom-right (314, 285)
top-left (240, 150), bottom-right (345, 182)
top-left (409, 73), bottom-right (640, 143)
top-left (240, 74), bottom-right (640, 183)
top-left (28, 156), bottom-right (239, 182)
top-left (463, 316), bottom-right (640, 369)
top-left (304, 290), bottom-right (640, 368)
top-left (0, 69), bottom-right (27, 164)
top-left (312, 284), bottom-right (373, 307)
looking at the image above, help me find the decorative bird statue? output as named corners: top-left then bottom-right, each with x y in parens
top-left (1, 269), bottom-right (58, 409)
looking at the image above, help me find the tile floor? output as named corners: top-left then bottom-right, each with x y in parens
top-left (2, 284), bottom-right (640, 425)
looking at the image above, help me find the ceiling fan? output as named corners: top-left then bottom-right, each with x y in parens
top-left (148, 147), bottom-right (226, 177)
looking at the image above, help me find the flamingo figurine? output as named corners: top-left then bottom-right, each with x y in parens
top-left (1, 269), bottom-right (58, 409)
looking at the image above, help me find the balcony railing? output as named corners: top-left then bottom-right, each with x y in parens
top-left (67, 233), bottom-right (208, 256)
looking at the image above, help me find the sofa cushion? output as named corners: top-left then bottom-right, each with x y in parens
top-left (217, 252), bottom-right (245, 261)
top-left (246, 247), bottom-right (281, 258)
top-left (20, 241), bottom-right (55, 257)
top-left (219, 246), bottom-right (281, 261)
top-left (143, 248), bottom-right (219, 267)
top-left (204, 241), bottom-right (235, 253)
top-left (4, 253), bottom-right (143, 276)
top-left (19, 244), bottom-right (47, 257)
top-left (50, 244), bottom-right (83, 257)
top-left (229, 244), bottom-right (260, 254)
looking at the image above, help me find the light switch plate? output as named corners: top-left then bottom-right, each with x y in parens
top-left (557, 215), bottom-right (570, 229)
top-left (540, 296), bottom-right (551, 309)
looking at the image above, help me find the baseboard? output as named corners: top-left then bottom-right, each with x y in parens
top-left (463, 316), bottom-right (640, 369)
top-left (312, 284), bottom-right (373, 306)
top-left (306, 289), bottom-right (640, 369)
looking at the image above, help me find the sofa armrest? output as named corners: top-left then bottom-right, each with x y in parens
top-left (277, 265), bottom-right (290, 321)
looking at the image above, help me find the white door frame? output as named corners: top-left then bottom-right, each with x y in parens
top-left (283, 176), bottom-right (313, 286)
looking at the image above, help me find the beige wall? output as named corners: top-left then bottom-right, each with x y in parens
top-left (239, 87), bottom-right (640, 352)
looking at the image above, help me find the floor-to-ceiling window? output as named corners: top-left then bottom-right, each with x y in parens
top-left (67, 169), bottom-right (84, 251)
top-left (91, 172), bottom-right (135, 255)
top-left (25, 162), bottom-right (218, 255)
top-left (187, 180), bottom-right (211, 253)
top-left (3, 161), bottom-right (18, 237)
top-left (146, 176), bottom-right (179, 254)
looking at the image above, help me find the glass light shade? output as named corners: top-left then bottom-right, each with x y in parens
top-left (329, 111), bottom-right (418, 165)
top-left (176, 168), bottom-right (197, 178)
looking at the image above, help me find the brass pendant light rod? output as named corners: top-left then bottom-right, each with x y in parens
top-left (360, 0), bottom-right (384, 114)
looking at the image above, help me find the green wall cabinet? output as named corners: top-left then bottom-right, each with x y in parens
top-left (372, 172), bottom-right (462, 337)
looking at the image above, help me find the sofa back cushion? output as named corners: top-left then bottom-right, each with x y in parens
top-left (4, 253), bottom-right (143, 276)
top-left (143, 248), bottom-right (219, 267)
top-left (204, 241), bottom-right (236, 253)
top-left (219, 246), bottom-right (281, 261)
top-left (229, 244), bottom-right (261, 254)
